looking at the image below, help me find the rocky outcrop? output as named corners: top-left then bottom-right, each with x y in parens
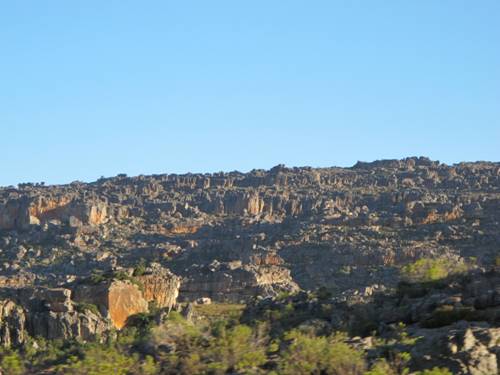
top-left (0, 156), bottom-right (499, 371)
top-left (136, 264), bottom-right (181, 310)
top-left (0, 198), bottom-right (31, 230)
top-left (0, 287), bottom-right (112, 347)
top-left (71, 265), bottom-right (181, 329)
top-left (2, 158), bottom-right (499, 299)
top-left (407, 322), bottom-right (499, 375)
top-left (0, 266), bottom-right (181, 346)
top-left (73, 280), bottom-right (149, 330)
top-left (221, 192), bottom-right (265, 216)
top-left (106, 281), bottom-right (148, 329)
top-left (244, 268), bottom-right (500, 375)
top-left (0, 196), bottom-right (109, 230)
top-left (180, 261), bottom-right (299, 302)
top-left (0, 299), bottom-right (26, 347)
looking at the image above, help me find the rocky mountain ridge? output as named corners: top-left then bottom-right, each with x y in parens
top-left (0, 157), bottom-right (499, 354)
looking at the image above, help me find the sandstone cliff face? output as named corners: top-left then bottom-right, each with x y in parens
top-left (0, 267), bottom-right (182, 345)
top-left (0, 196), bottom-right (109, 230)
top-left (70, 265), bottom-right (181, 330)
top-left (0, 157), bottom-right (498, 374)
top-left (0, 157), bottom-right (499, 344)
top-left (2, 158), bottom-right (499, 298)
top-left (136, 265), bottom-right (181, 310)
top-left (0, 198), bottom-right (30, 230)
top-left (107, 281), bottom-right (149, 329)
top-left (221, 192), bottom-right (265, 216)
top-left (180, 261), bottom-right (299, 302)
top-left (0, 287), bottom-right (112, 346)
top-left (0, 299), bottom-right (26, 347)
top-left (73, 280), bottom-right (149, 330)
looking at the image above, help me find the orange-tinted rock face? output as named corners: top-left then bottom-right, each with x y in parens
top-left (246, 194), bottom-right (265, 215)
top-left (88, 204), bottom-right (108, 225)
top-left (167, 225), bottom-right (200, 235)
top-left (421, 210), bottom-right (440, 225)
top-left (421, 206), bottom-right (463, 225)
top-left (28, 197), bottom-right (73, 222)
top-left (222, 192), bottom-right (265, 216)
top-left (107, 281), bottom-right (149, 329)
top-left (137, 274), bottom-right (180, 309)
top-left (0, 300), bottom-right (27, 347)
top-left (73, 281), bottom-right (149, 330)
top-left (0, 196), bottom-right (109, 230)
top-left (253, 254), bottom-right (283, 266)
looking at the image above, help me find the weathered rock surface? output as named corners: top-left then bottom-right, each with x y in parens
top-left (244, 268), bottom-right (500, 375)
top-left (136, 263), bottom-right (181, 310)
top-left (73, 280), bottom-right (149, 330)
top-left (0, 287), bottom-right (112, 346)
top-left (407, 322), bottom-right (499, 375)
top-left (180, 261), bottom-right (299, 302)
top-left (0, 156), bottom-right (498, 373)
top-left (0, 196), bottom-right (108, 230)
top-left (71, 264), bottom-right (181, 330)
top-left (1, 158), bottom-right (496, 299)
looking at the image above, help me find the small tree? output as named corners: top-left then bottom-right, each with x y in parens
top-left (207, 323), bottom-right (267, 373)
top-left (279, 331), bottom-right (366, 375)
top-left (0, 350), bottom-right (25, 375)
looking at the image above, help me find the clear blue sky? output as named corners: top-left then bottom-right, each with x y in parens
top-left (1, 1), bottom-right (499, 186)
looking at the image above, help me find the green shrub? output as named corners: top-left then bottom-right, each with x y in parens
top-left (75, 302), bottom-right (101, 316)
top-left (56, 344), bottom-right (136, 374)
top-left (113, 271), bottom-right (130, 281)
top-left (133, 259), bottom-right (147, 277)
top-left (139, 355), bottom-right (159, 375)
top-left (194, 303), bottom-right (245, 322)
top-left (22, 337), bottom-right (82, 370)
top-left (365, 359), bottom-right (397, 375)
top-left (0, 350), bottom-right (25, 375)
top-left (89, 271), bottom-right (107, 284)
top-left (147, 313), bottom-right (207, 374)
top-left (401, 258), bottom-right (467, 283)
top-left (276, 291), bottom-right (292, 300)
top-left (207, 324), bottom-right (267, 373)
top-left (126, 312), bottom-right (156, 332)
top-left (279, 331), bottom-right (366, 375)
top-left (422, 305), bottom-right (476, 328)
top-left (417, 367), bottom-right (453, 375)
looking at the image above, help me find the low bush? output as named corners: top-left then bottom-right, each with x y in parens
top-left (75, 302), bottom-right (101, 316)
top-left (422, 305), bottom-right (476, 328)
top-left (417, 367), bottom-right (453, 375)
top-left (401, 258), bottom-right (468, 283)
top-left (0, 349), bottom-right (25, 375)
top-left (279, 331), bottom-right (366, 375)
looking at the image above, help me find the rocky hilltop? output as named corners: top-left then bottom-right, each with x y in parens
top-left (0, 157), bottom-right (499, 373)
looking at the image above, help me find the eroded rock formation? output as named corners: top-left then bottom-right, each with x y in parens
top-left (0, 157), bottom-right (498, 359)
top-left (0, 287), bottom-right (112, 346)
top-left (136, 264), bottom-right (181, 309)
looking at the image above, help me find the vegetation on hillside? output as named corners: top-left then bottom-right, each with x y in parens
top-left (0, 296), bottom-right (455, 375)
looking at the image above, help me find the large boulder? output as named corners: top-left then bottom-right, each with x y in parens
top-left (0, 195), bottom-right (109, 230)
top-left (408, 322), bottom-right (499, 375)
top-left (0, 299), bottom-right (26, 347)
top-left (73, 280), bottom-right (149, 330)
top-left (0, 287), bottom-right (113, 347)
top-left (180, 261), bottom-right (299, 302)
top-left (136, 264), bottom-right (181, 310)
